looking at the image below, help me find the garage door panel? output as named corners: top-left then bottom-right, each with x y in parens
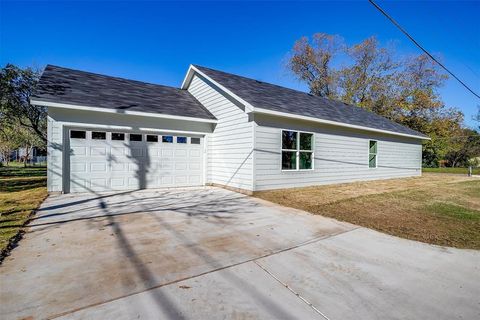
top-left (90, 147), bottom-right (107, 156)
top-left (69, 130), bottom-right (203, 192)
top-left (111, 147), bottom-right (127, 156)
top-left (90, 162), bottom-right (107, 172)
top-left (71, 162), bottom-right (87, 173)
top-left (190, 149), bottom-right (201, 157)
top-left (71, 147), bottom-right (87, 156)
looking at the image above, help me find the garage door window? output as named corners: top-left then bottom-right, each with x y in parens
top-left (162, 135), bottom-right (173, 143)
top-left (177, 136), bottom-right (187, 144)
top-left (70, 130), bottom-right (86, 139)
top-left (146, 135), bottom-right (158, 142)
top-left (191, 137), bottom-right (200, 144)
top-left (91, 131), bottom-right (106, 140)
top-left (112, 133), bottom-right (125, 141)
top-left (130, 134), bottom-right (142, 142)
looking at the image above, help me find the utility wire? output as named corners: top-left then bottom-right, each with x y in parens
top-left (368, 0), bottom-right (480, 100)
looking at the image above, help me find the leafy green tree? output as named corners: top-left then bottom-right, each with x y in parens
top-left (0, 64), bottom-right (46, 143)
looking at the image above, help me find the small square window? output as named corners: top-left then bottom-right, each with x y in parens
top-left (70, 130), bottom-right (86, 139)
top-left (162, 135), bottom-right (173, 143)
top-left (130, 134), bottom-right (142, 142)
top-left (146, 135), bottom-right (158, 142)
top-left (177, 136), bottom-right (187, 144)
top-left (92, 132), bottom-right (106, 140)
top-left (112, 133), bottom-right (125, 141)
top-left (191, 137), bottom-right (200, 144)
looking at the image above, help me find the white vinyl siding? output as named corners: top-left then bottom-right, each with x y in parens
top-left (254, 115), bottom-right (422, 191)
top-left (46, 107), bottom-right (213, 193)
top-left (46, 115), bottom-right (64, 192)
top-left (187, 74), bottom-right (254, 191)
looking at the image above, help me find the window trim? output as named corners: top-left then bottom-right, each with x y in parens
top-left (280, 129), bottom-right (315, 172)
top-left (368, 140), bottom-right (378, 169)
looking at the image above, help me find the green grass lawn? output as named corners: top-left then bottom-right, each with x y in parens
top-left (0, 166), bottom-right (48, 255)
top-left (423, 167), bottom-right (480, 175)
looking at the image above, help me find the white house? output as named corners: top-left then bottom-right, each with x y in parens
top-left (31, 65), bottom-right (429, 194)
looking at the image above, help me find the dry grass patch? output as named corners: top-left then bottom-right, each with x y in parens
top-left (255, 174), bottom-right (480, 249)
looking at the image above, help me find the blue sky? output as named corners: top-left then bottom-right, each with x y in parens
top-left (1, 1), bottom-right (479, 127)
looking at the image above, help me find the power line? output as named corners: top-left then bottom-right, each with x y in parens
top-left (368, 0), bottom-right (480, 100)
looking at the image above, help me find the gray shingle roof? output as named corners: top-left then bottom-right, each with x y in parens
top-left (194, 65), bottom-right (427, 138)
top-left (32, 65), bottom-right (216, 120)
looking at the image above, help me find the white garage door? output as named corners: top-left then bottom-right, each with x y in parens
top-left (68, 129), bottom-right (204, 192)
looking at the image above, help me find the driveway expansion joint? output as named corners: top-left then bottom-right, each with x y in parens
top-left (253, 260), bottom-right (331, 320)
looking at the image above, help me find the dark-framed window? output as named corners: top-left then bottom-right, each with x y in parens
top-left (369, 140), bottom-right (378, 168)
top-left (146, 135), bottom-right (158, 142)
top-left (130, 134), bottom-right (142, 142)
top-left (162, 135), bottom-right (173, 143)
top-left (177, 136), bottom-right (187, 144)
top-left (70, 130), bottom-right (86, 139)
top-left (281, 130), bottom-right (314, 170)
top-left (92, 131), bottom-right (106, 140)
top-left (112, 133), bottom-right (125, 141)
top-left (191, 137), bottom-right (200, 144)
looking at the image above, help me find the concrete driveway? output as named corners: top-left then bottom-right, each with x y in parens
top-left (0, 187), bottom-right (478, 320)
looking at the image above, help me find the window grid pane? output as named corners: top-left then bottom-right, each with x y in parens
top-left (282, 131), bottom-right (297, 150)
top-left (299, 152), bottom-right (313, 169)
top-left (282, 151), bottom-right (297, 170)
top-left (300, 133), bottom-right (313, 151)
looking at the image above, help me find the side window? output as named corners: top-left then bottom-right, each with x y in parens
top-left (70, 130), bottom-right (86, 139)
top-left (281, 130), bottom-right (314, 170)
top-left (369, 140), bottom-right (378, 168)
top-left (92, 132), bottom-right (106, 140)
top-left (191, 137), bottom-right (201, 144)
top-left (281, 130), bottom-right (297, 170)
top-left (299, 132), bottom-right (313, 170)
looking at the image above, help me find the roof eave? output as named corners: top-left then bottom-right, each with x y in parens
top-left (30, 99), bottom-right (218, 124)
top-left (251, 107), bottom-right (430, 140)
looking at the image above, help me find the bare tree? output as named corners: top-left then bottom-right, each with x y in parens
top-left (288, 33), bottom-right (343, 98)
